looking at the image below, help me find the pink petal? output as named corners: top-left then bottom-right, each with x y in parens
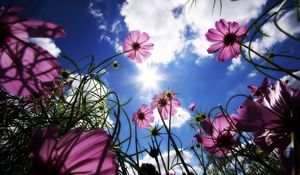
top-left (122, 43), bottom-right (132, 52)
top-left (230, 43), bottom-right (241, 58)
top-left (205, 28), bottom-right (224, 42)
top-left (215, 19), bottom-right (230, 35)
top-left (138, 49), bottom-right (151, 59)
top-left (10, 19), bottom-right (65, 38)
top-left (30, 126), bottom-right (58, 164)
top-left (137, 32), bottom-right (150, 43)
top-left (134, 51), bottom-right (143, 63)
top-left (229, 22), bottom-right (240, 33)
top-left (207, 42), bottom-right (224, 53)
top-left (235, 25), bottom-right (247, 37)
top-left (6, 6), bottom-right (24, 15)
top-left (140, 43), bottom-right (154, 50)
top-left (217, 46), bottom-right (234, 61)
top-left (0, 37), bottom-right (61, 96)
top-left (130, 30), bottom-right (141, 43)
top-left (63, 130), bottom-right (116, 175)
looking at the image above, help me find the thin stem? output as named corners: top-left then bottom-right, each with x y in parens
top-left (135, 124), bottom-right (139, 166)
top-left (154, 137), bottom-right (168, 175)
top-left (158, 111), bottom-right (191, 174)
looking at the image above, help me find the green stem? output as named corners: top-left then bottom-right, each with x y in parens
top-left (135, 124), bottom-right (139, 166)
top-left (154, 137), bottom-right (168, 175)
top-left (158, 111), bottom-right (191, 174)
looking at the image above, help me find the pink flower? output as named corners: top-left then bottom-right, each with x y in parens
top-left (206, 19), bottom-right (247, 62)
top-left (122, 30), bottom-right (154, 63)
top-left (132, 104), bottom-right (154, 128)
top-left (234, 80), bottom-right (300, 172)
top-left (196, 114), bottom-right (238, 157)
top-left (188, 102), bottom-right (196, 111)
top-left (0, 6), bottom-right (65, 97)
top-left (30, 126), bottom-right (117, 175)
top-left (151, 90), bottom-right (181, 120)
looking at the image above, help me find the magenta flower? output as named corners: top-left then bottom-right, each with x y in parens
top-left (196, 114), bottom-right (238, 157)
top-left (206, 19), bottom-right (247, 62)
top-left (0, 6), bottom-right (65, 97)
top-left (151, 90), bottom-right (181, 120)
top-left (132, 104), bottom-right (154, 128)
top-left (122, 30), bottom-right (154, 63)
top-left (234, 80), bottom-right (300, 173)
top-left (188, 102), bottom-right (196, 111)
top-left (30, 126), bottom-right (117, 175)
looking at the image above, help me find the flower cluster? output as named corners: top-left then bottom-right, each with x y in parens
top-left (194, 78), bottom-right (300, 174)
top-left (132, 90), bottom-right (181, 128)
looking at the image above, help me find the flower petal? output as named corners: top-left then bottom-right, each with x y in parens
top-left (215, 19), bottom-right (230, 35)
top-left (137, 32), bottom-right (150, 43)
top-left (207, 42), bottom-right (224, 54)
top-left (205, 28), bottom-right (224, 42)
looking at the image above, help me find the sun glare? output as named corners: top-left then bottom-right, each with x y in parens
top-left (136, 64), bottom-right (164, 93)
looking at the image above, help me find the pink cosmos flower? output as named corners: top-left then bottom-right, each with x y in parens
top-left (188, 102), bottom-right (196, 111)
top-left (196, 114), bottom-right (238, 157)
top-left (132, 104), bottom-right (154, 128)
top-left (151, 90), bottom-right (181, 120)
top-left (30, 126), bottom-right (117, 175)
top-left (0, 6), bottom-right (65, 97)
top-left (234, 80), bottom-right (300, 174)
top-left (206, 19), bottom-right (247, 62)
top-left (122, 30), bottom-right (154, 63)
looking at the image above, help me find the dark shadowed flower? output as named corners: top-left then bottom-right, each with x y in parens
top-left (122, 30), bottom-right (154, 63)
top-left (247, 77), bottom-right (270, 102)
top-left (138, 163), bottom-right (159, 175)
top-left (30, 125), bottom-right (117, 175)
top-left (196, 114), bottom-right (238, 157)
top-left (0, 6), bottom-right (65, 97)
top-left (132, 104), bottom-right (154, 128)
top-left (205, 19), bottom-right (247, 62)
top-left (151, 90), bottom-right (181, 120)
top-left (234, 80), bottom-right (300, 174)
top-left (188, 102), bottom-right (196, 111)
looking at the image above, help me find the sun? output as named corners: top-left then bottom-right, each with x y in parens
top-left (135, 63), bottom-right (164, 93)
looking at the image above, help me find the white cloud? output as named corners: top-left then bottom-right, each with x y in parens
top-left (64, 74), bottom-right (113, 128)
top-left (29, 38), bottom-right (61, 57)
top-left (127, 150), bottom-right (201, 175)
top-left (250, 10), bottom-right (300, 57)
top-left (280, 71), bottom-right (300, 89)
top-left (247, 71), bottom-right (257, 78)
top-left (88, 2), bottom-right (104, 19)
top-left (227, 57), bottom-right (243, 73)
top-left (152, 107), bottom-right (191, 128)
top-left (121, 0), bottom-right (267, 65)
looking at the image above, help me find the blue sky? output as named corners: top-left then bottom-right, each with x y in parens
top-left (3, 0), bottom-right (300, 174)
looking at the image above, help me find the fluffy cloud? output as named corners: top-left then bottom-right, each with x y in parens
top-left (64, 74), bottom-right (113, 128)
top-left (151, 107), bottom-right (191, 128)
top-left (127, 150), bottom-right (201, 175)
top-left (29, 38), bottom-right (61, 57)
top-left (120, 0), bottom-right (267, 65)
top-left (227, 57), bottom-right (243, 73)
top-left (247, 71), bottom-right (258, 78)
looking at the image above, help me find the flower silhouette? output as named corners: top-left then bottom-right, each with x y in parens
top-left (234, 80), bottom-right (300, 173)
top-left (30, 125), bottom-right (117, 175)
top-left (196, 114), bottom-right (238, 157)
top-left (0, 6), bottom-right (65, 96)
